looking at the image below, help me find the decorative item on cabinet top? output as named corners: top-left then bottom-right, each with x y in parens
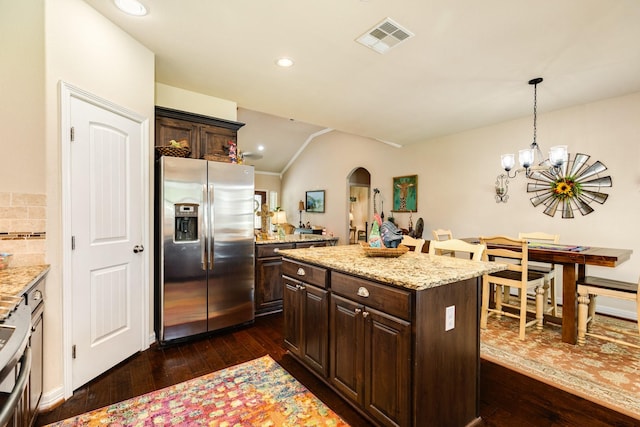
top-left (155, 138), bottom-right (191, 158)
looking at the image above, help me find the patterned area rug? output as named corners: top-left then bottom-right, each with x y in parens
top-left (45, 355), bottom-right (349, 426)
top-left (481, 310), bottom-right (640, 420)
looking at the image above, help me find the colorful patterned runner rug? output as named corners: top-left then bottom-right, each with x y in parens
top-left (481, 310), bottom-right (640, 420)
top-left (46, 355), bottom-right (349, 426)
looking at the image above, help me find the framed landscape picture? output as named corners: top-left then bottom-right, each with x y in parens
top-left (305, 190), bottom-right (325, 213)
top-left (392, 175), bottom-right (417, 212)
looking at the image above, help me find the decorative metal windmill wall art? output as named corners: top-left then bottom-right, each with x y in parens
top-left (526, 153), bottom-right (612, 218)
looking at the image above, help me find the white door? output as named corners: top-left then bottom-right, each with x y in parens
top-left (69, 95), bottom-right (145, 390)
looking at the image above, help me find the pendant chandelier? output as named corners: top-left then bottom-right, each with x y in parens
top-left (501, 78), bottom-right (568, 178)
top-left (495, 77), bottom-right (612, 217)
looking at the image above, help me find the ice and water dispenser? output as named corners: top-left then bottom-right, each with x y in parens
top-left (174, 203), bottom-right (198, 242)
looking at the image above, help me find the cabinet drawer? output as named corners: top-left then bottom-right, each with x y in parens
top-left (256, 244), bottom-right (294, 258)
top-left (295, 241), bottom-right (327, 249)
top-left (282, 259), bottom-right (328, 289)
top-left (331, 272), bottom-right (411, 320)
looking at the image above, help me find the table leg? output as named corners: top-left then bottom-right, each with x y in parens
top-left (561, 263), bottom-right (578, 344)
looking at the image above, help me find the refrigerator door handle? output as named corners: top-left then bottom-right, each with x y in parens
top-left (208, 182), bottom-right (214, 270)
top-left (201, 184), bottom-right (207, 270)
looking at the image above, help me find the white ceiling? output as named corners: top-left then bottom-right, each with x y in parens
top-left (83, 0), bottom-right (640, 173)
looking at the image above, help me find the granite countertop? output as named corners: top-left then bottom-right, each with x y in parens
top-left (255, 234), bottom-right (339, 245)
top-left (0, 265), bottom-right (50, 297)
top-left (279, 245), bottom-right (506, 291)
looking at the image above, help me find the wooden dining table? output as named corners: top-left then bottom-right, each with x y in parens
top-left (465, 239), bottom-right (633, 344)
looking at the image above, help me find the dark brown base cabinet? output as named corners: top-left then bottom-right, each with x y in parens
top-left (255, 241), bottom-right (329, 316)
top-left (282, 258), bottom-right (481, 427)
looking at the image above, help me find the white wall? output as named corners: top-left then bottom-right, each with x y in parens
top-left (43, 0), bottom-right (154, 406)
top-left (282, 92), bottom-right (640, 320)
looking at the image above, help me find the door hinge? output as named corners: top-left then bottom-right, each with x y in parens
top-left (70, 126), bottom-right (75, 142)
top-left (72, 344), bottom-right (76, 359)
top-left (71, 236), bottom-right (75, 250)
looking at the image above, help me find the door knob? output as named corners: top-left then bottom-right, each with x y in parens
top-left (133, 245), bottom-right (144, 253)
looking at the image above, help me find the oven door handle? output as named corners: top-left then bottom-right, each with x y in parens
top-left (0, 347), bottom-right (31, 426)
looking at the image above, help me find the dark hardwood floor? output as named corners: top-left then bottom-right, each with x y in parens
top-left (36, 313), bottom-right (638, 427)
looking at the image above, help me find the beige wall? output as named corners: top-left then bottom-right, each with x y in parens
top-left (0, 0), bottom-right (45, 193)
top-left (282, 131), bottom-right (399, 239)
top-left (155, 83), bottom-right (237, 121)
top-left (43, 0), bottom-right (155, 407)
top-left (255, 172), bottom-right (282, 211)
top-left (282, 92), bottom-right (640, 320)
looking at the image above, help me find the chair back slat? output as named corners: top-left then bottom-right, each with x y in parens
top-left (428, 239), bottom-right (485, 261)
top-left (518, 231), bottom-right (559, 244)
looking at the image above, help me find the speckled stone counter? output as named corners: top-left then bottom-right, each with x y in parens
top-left (279, 244), bottom-right (505, 291)
top-left (0, 265), bottom-right (50, 297)
top-left (255, 234), bottom-right (338, 245)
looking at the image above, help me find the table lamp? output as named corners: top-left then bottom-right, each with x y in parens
top-left (272, 210), bottom-right (287, 240)
top-left (298, 200), bottom-right (305, 227)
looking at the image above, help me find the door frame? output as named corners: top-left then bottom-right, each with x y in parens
top-left (60, 82), bottom-right (150, 398)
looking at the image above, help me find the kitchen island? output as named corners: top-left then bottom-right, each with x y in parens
top-left (279, 245), bottom-right (505, 427)
top-left (254, 234), bottom-right (338, 315)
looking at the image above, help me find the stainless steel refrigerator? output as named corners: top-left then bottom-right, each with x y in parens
top-left (155, 156), bottom-right (255, 344)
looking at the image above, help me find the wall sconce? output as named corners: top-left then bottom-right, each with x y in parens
top-left (495, 174), bottom-right (509, 203)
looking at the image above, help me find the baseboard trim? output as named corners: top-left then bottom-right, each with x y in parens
top-left (38, 384), bottom-right (65, 413)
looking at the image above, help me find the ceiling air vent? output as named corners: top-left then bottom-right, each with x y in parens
top-left (356, 17), bottom-right (414, 54)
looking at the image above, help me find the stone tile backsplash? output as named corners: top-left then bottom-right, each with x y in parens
top-left (0, 192), bottom-right (46, 267)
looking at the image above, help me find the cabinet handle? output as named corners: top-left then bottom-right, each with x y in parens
top-left (33, 290), bottom-right (43, 301)
top-left (362, 311), bottom-right (369, 318)
top-left (299, 285), bottom-right (306, 290)
top-left (273, 248), bottom-right (280, 253)
top-left (357, 286), bottom-right (370, 298)
top-left (297, 268), bottom-right (306, 276)
top-left (354, 308), bottom-right (362, 315)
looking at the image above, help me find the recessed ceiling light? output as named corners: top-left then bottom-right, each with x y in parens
top-left (275, 57), bottom-right (294, 68)
top-left (258, 145), bottom-right (265, 151)
top-left (114, 0), bottom-right (148, 16)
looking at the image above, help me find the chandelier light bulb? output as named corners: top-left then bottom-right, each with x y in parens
top-left (518, 148), bottom-right (534, 168)
top-left (501, 154), bottom-right (515, 171)
top-left (549, 145), bottom-right (568, 167)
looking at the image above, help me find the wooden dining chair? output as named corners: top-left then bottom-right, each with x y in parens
top-left (577, 276), bottom-right (640, 349)
top-left (428, 239), bottom-right (485, 261)
top-left (400, 235), bottom-right (425, 253)
top-left (480, 236), bottom-right (547, 340)
top-left (431, 229), bottom-right (453, 241)
top-left (518, 231), bottom-right (560, 316)
top-left (431, 229), bottom-right (454, 257)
